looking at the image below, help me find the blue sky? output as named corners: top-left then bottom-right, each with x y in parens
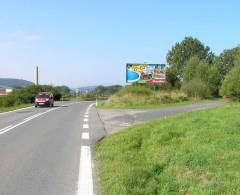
top-left (0, 0), bottom-right (239, 87)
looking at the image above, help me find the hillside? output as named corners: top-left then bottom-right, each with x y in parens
top-left (0, 78), bottom-right (34, 88)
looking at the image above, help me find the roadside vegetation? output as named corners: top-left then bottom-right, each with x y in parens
top-left (0, 103), bottom-right (33, 113)
top-left (76, 85), bottom-right (122, 101)
top-left (0, 85), bottom-right (71, 110)
top-left (96, 103), bottom-right (240, 194)
top-left (100, 37), bottom-right (240, 109)
top-left (99, 85), bottom-right (203, 109)
top-left (96, 37), bottom-right (240, 194)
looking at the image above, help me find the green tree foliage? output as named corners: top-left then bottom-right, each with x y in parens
top-left (0, 85), bottom-right (71, 107)
top-left (208, 64), bottom-right (222, 96)
top-left (217, 46), bottom-right (240, 77)
top-left (166, 37), bottom-right (214, 85)
top-left (94, 85), bottom-right (122, 96)
top-left (182, 56), bottom-right (222, 98)
top-left (220, 59), bottom-right (240, 101)
top-left (166, 66), bottom-right (180, 88)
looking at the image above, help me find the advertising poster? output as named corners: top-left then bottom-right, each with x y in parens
top-left (126, 63), bottom-right (166, 84)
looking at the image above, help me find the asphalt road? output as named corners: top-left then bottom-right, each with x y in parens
top-left (97, 99), bottom-right (225, 134)
top-left (0, 101), bottom-right (105, 195)
top-left (0, 99), bottom-right (225, 195)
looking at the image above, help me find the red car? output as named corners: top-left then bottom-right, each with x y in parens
top-left (35, 92), bottom-right (54, 107)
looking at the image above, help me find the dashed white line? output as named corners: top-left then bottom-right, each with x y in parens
top-left (83, 124), bottom-right (89, 129)
top-left (82, 132), bottom-right (90, 140)
top-left (0, 107), bottom-right (61, 135)
top-left (77, 102), bottom-right (95, 195)
top-left (77, 146), bottom-right (93, 195)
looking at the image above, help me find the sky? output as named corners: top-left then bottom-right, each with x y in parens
top-left (0, 0), bottom-right (240, 88)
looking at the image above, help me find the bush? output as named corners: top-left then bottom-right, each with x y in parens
top-left (117, 85), bottom-right (152, 97)
top-left (101, 84), bottom-right (189, 108)
top-left (182, 79), bottom-right (211, 99)
top-left (220, 65), bottom-right (240, 101)
top-left (182, 56), bottom-right (222, 98)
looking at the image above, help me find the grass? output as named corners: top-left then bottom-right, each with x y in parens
top-left (98, 99), bottom-right (206, 109)
top-left (0, 103), bottom-right (33, 113)
top-left (97, 85), bottom-right (204, 109)
top-left (96, 103), bottom-right (240, 195)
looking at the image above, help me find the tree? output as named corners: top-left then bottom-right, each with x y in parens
top-left (182, 56), bottom-right (222, 97)
top-left (216, 46), bottom-right (240, 77)
top-left (165, 66), bottom-right (180, 88)
top-left (166, 37), bottom-right (214, 86)
top-left (183, 56), bottom-right (209, 82)
top-left (207, 64), bottom-right (222, 96)
top-left (220, 58), bottom-right (240, 101)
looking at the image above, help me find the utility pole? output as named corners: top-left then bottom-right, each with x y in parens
top-left (36, 66), bottom-right (39, 85)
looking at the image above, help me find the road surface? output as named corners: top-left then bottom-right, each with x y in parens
top-left (97, 99), bottom-right (225, 134)
top-left (0, 101), bottom-right (105, 195)
top-left (0, 99), bottom-right (224, 195)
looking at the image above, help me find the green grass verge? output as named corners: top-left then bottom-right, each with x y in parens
top-left (0, 104), bottom-right (33, 113)
top-left (98, 99), bottom-right (208, 109)
top-left (96, 103), bottom-right (240, 194)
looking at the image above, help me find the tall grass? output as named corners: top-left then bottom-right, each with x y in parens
top-left (100, 85), bottom-right (189, 109)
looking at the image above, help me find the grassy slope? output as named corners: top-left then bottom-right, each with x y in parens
top-left (98, 86), bottom-right (206, 109)
top-left (96, 103), bottom-right (240, 195)
top-left (0, 104), bottom-right (32, 113)
top-left (98, 99), bottom-right (207, 109)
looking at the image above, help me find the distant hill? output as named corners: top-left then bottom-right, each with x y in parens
top-left (0, 78), bottom-right (34, 88)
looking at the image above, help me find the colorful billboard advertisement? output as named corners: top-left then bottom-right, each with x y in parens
top-left (126, 63), bottom-right (166, 84)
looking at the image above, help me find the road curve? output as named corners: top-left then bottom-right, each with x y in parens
top-left (0, 101), bottom-right (105, 195)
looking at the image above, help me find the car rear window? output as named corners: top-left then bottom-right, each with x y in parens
top-left (36, 94), bottom-right (50, 98)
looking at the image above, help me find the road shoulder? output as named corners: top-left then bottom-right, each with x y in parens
top-left (96, 99), bottom-right (225, 135)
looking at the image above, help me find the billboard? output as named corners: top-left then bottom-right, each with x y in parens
top-left (126, 63), bottom-right (166, 84)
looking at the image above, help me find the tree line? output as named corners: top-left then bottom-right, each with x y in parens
top-left (166, 37), bottom-right (240, 100)
top-left (0, 85), bottom-right (71, 107)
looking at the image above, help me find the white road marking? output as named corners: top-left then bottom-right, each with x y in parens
top-left (83, 124), bottom-right (89, 129)
top-left (0, 107), bottom-right (61, 135)
top-left (82, 132), bottom-right (90, 140)
top-left (0, 106), bottom-right (34, 116)
top-left (0, 125), bottom-right (12, 132)
top-left (76, 102), bottom-right (95, 195)
top-left (23, 113), bottom-right (42, 121)
top-left (84, 103), bottom-right (95, 117)
top-left (120, 122), bottom-right (131, 127)
top-left (77, 146), bottom-right (93, 195)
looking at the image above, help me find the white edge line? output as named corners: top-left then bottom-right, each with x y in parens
top-left (81, 132), bottom-right (90, 140)
top-left (83, 124), bottom-right (89, 129)
top-left (77, 146), bottom-right (93, 195)
top-left (0, 106), bottom-right (34, 115)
